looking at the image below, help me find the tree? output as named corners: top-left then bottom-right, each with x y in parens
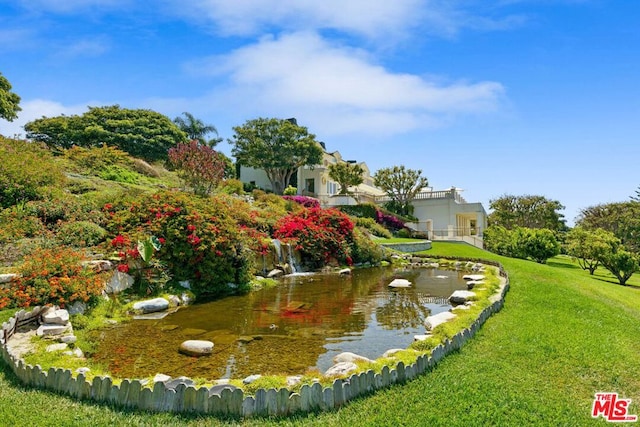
top-left (328, 162), bottom-right (364, 195)
top-left (576, 202), bottom-right (640, 253)
top-left (488, 194), bottom-right (566, 231)
top-left (565, 227), bottom-right (618, 275)
top-left (631, 185), bottom-right (640, 202)
top-left (168, 140), bottom-right (225, 196)
top-left (25, 105), bottom-right (187, 162)
top-left (484, 225), bottom-right (559, 263)
top-left (373, 165), bottom-right (428, 217)
top-left (0, 72), bottom-right (21, 122)
top-left (231, 118), bottom-right (323, 195)
top-left (173, 112), bottom-right (221, 147)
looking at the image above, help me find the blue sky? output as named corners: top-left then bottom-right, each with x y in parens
top-left (1, 0), bottom-right (639, 225)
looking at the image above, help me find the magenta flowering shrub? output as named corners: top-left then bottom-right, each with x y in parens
top-left (375, 210), bottom-right (405, 231)
top-left (282, 195), bottom-right (321, 209)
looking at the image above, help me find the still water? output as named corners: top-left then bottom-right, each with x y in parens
top-left (91, 267), bottom-right (468, 380)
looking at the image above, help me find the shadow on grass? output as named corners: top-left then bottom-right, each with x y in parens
top-left (545, 260), bottom-right (581, 270)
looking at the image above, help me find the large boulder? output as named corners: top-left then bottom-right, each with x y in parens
top-left (106, 270), bottom-right (134, 294)
top-left (388, 278), bottom-right (411, 288)
top-left (42, 308), bottom-right (70, 325)
top-left (424, 311), bottom-right (457, 331)
top-left (179, 340), bottom-right (214, 356)
top-left (449, 290), bottom-right (476, 304)
top-left (333, 352), bottom-right (372, 364)
top-left (132, 297), bottom-right (169, 314)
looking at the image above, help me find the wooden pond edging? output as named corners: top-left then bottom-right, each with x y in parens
top-left (0, 258), bottom-right (509, 418)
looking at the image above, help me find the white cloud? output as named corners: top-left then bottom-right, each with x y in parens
top-left (58, 36), bottom-right (111, 58)
top-left (188, 32), bottom-right (504, 137)
top-left (0, 99), bottom-right (89, 139)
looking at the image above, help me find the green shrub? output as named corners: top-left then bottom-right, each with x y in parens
top-left (355, 217), bottom-right (393, 239)
top-left (98, 165), bottom-right (140, 184)
top-left (56, 221), bottom-right (107, 247)
top-left (395, 228), bottom-right (413, 238)
top-left (350, 228), bottom-right (384, 265)
top-left (64, 144), bottom-right (132, 173)
top-left (217, 178), bottom-right (245, 195)
top-left (0, 203), bottom-right (47, 243)
top-left (283, 185), bottom-right (297, 195)
top-left (0, 137), bottom-right (66, 208)
top-left (337, 203), bottom-right (379, 219)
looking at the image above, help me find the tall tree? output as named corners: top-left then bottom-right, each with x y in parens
top-left (328, 162), bottom-right (364, 195)
top-left (576, 201), bottom-right (640, 253)
top-left (565, 227), bottom-right (618, 275)
top-left (231, 118), bottom-right (323, 195)
top-left (173, 112), bottom-right (221, 147)
top-left (373, 165), bottom-right (428, 217)
top-left (0, 72), bottom-right (21, 122)
top-left (488, 194), bottom-right (566, 231)
top-left (25, 105), bottom-right (187, 162)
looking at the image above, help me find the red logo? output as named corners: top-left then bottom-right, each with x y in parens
top-left (592, 393), bottom-right (638, 422)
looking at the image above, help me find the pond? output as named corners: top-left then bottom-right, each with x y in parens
top-left (90, 267), bottom-right (469, 380)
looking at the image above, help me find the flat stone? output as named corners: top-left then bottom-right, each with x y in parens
top-left (160, 324), bottom-right (179, 331)
top-left (449, 290), bottom-right (476, 304)
top-left (132, 297), bottom-right (169, 314)
top-left (338, 268), bottom-right (352, 275)
top-left (64, 348), bottom-right (84, 358)
top-left (267, 269), bottom-right (284, 278)
top-left (153, 374), bottom-right (171, 383)
top-left (435, 275), bottom-right (448, 279)
top-left (76, 367), bottom-right (91, 375)
top-left (133, 311), bottom-right (170, 320)
top-left (164, 376), bottom-right (195, 390)
top-left (36, 324), bottom-right (70, 337)
top-left (424, 311), bottom-right (457, 331)
top-left (466, 280), bottom-right (484, 289)
top-left (168, 295), bottom-right (181, 306)
top-left (179, 340), bottom-right (214, 356)
top-left (451, 304), bottom-right (471, 311)
top-left (333, 352), bottom-right (372, 364)
top-left (68, 301), bottom-right (87, 315)
top-left (414, 334), bottom-right (432, 342)
top-left (42, 308), bottom-right (70, 325)
top-left (286, 375), bottom-right (302, 387)
top-left (383, 348), bottom-right (406, 358)
top-left (325, 362), bottom-right (358, 377)
top-left (0, 273), bottom-right (18, 284)
top-left (46, 343), bottom-right (68, 352)
top-left (243, 374), bottom-right (262, 384)
top-left (58, 335), bottom-right (77, 344)
top-left (388, 278), bottom-right (411, 288)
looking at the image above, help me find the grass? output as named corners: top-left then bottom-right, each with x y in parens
top-left (2, 242), bottom-right (640, 425)
top-left (373, 237), bottom-right (428, 244)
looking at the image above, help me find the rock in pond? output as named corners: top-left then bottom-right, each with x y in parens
top-left (333, 352), bottom-right (372, 364)
top-left (462, 274), bottom-right (485, 281)
top-left (388, 278), bottom-right (411, 288)
top-left (325, 362), bottom-right (358, 377)
top-left (132, 297), bottom-right (169, 314)
top-left (449, 290), bottom-right (476, 304)
top-left (338, 268), bottom-right (352, 275)
top-left (179, 340), bottom-right (214, 356)
top-left (424, 311), bottom-right (457, 331)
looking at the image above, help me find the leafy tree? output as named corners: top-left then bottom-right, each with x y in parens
top-left (488, 194), bottom-right (566, 231)
top-left (373, 165), bottom-right (428, 217)
top-left (0, 72), bottom-right (21, 122)
top-left (565, 227), bottom-right (618, 275)
top-left (631, 185), bottom-right (640, 202)
top-left (25, 105), bottom-right (187, 162)
top-left (600, 250), bottom-right (638, 286)
top-left (168, 140), bottom-right (225, 196)
top-left (484, 225), bottom-right (560, 263)
top-left (173, 112), bottom-right (221, 147)
top-left (328, 162), bottom-right (364, 195)
top-left (576, 202), bottom-right (640, 253)
top-left (231, 118), bottom-right (323, 195)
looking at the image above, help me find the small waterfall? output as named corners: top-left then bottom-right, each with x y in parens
top-left (272, 239), bottom-right (283, 264)
top-left (286, 243), bottom-right (301, 273)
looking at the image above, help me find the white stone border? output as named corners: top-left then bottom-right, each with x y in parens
top-left (0, 258), bottom-right (509, 417)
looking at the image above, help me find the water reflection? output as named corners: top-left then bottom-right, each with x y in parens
top-left (91, 267), bottom-right (468, 379)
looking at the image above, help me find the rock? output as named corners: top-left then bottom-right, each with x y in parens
top-left (243, 374), bottom-right (262, 384)
top-left (463, 274), bottom-right (485, 281)
top-left (76, 367), bottom-right (91, 375)
top-left (64, 348), bottom-right (84, 358)
top-left (42, 308), bottom-right (70, 325)
top-left (424, 311), bottom-right (457, 331)
top-left (237, 336), bottom-right (254, 344)
top-left (179, 280), bottom-right (191, 289)
top-left (388, 278), bottom-right (411, 288)
top-left (333, 352), bottom-right (372, 364)
top-left (181, 292), bottom-right (194, 305)
top-left (168, 295), bottom-right (181, 306)
top-left (286, 375), bottom-right (302, 387)
top-left (267, 268), bottom-right (284, 278)
top-left (68, 301), bottom-right (87, 315)
top-left (46, 343), bottom-right (68, 352)
top-left (451, 304), bottom-right (471, 311)
top-left (449, 290), bottom-right (476, 304)
top-left (153, 374), bottom-right (171, 383)
top-left (58, 335), bottom-right (77, 344)
top-left (466, 280), bottom-right (484, 289)
top-left (435, 275), bottom-right (448, 279)
top-left (36, 324), bottom-right (70, 337)
top-left (106, 270), bottom-right (134, 294)
top-left (132, 297), bottom-right (169, 314)
top-left (82, 260), bottom-right (113, 272)
top-left (160, 324), bottom-right (179, 331)
top-left (338, 268), bottom-right (352, 275)
top-left (179, 340), bottom-right (214, 356)
top-left (413, 334), bottom-right (432, 342)
top-left (208, 383), bottom-right (238, 396)
top-left (164, 376), bottom-right (195, 390)
top-left (383, 348), bottom-right (405, 358)
top-left (324, 362), bottom-right (358, 377)
top-left (0, 273), bottom-right (18, 284)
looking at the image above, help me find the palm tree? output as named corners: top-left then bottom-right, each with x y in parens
top-left (173, 112), bottom-right (221, 147)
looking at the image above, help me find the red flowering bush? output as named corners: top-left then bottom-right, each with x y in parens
top-left (0, 247), bottom-right (104, 309)
top-left (375, 210), bottom-right (405, 231)
top-left (274, 207), bottom-right (355, 268)
top-left (104, 191), bottom-right (256, 298)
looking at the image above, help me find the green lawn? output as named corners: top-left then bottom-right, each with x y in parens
top-left (2, 242), bottom-right (640, 426)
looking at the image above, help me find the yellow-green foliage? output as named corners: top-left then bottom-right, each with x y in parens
top-left (238, 375), bottom-right (289, 395)
top-left (64, 144), bottom-right (132, 174)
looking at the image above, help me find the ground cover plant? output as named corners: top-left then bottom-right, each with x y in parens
top-left (2, 242), bottom-right (639, 425)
